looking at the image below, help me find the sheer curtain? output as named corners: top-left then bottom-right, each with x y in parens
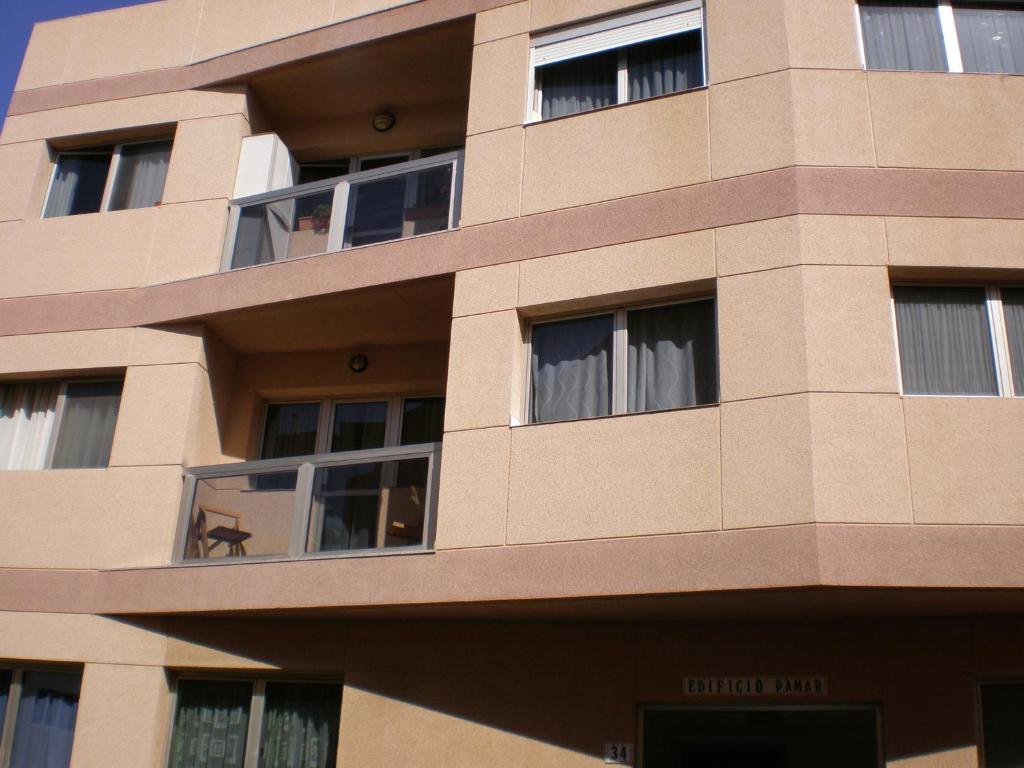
top-left (531, 315), bottom-right (613, 422)
top-left (42, 152), bottom-right (112, 218)
top-left (627, 30), bottom-right (703, 101)
top-left (1003, 288), bottom-right (1024, 395)
top-left (0, 382), bottom-right (59, 470)
top-left (9, 671), bottom-right (81, 768)
top-left (540, 49), bottom-right (618, 119)
top-left (169, 680), bottom-right (251, 768)
top-left (627, 300), bottom-right (717, 412)
top-left (260, 683), bottom-right (341, 768)
top-left (894, 286), bottom-right (998, 395)
top-left (108, 140), bottom-right (172, 210)
top-left (860, 1), bottom-right (948, 70)
top-left (50, 380), bottom-right (123, 469)
top-left (954, 3), bottom-right (1024, 74)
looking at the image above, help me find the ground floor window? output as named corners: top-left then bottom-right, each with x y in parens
top-left (168, 679), bottom-right (342, 768)
top-left (981, 682), bottom-right (1024, 768)
top-left (642, 706), bottom-right (880, 768)
top-left (0, 667), bottom-right (82, 768)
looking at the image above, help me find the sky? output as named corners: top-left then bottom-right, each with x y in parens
top-left (0, 0), bottom-right (155, 127)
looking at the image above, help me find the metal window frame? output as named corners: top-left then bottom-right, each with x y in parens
top-left (523, 295), bottom-right (717, 425)
top-left (0, 665), bottom-right (84, 768)
top-left (527, 0), bottom-right (707, 123)
top-left (637, 703), bottom-right (885, 768)
top-left (41, 137), bottom-right (173, 219)
top-left (221, 150), bottom-right (464, 271)
top-left (890, 282), bottom-right (1021, 398)
top-left (164, 675), bottom-right (344, 768)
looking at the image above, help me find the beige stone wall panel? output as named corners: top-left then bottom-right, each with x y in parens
top-left (13, 17), bottom-right (75, 91)
top-left (161, 114), bottom-right (250, 204)
top-left (784, 0), bottom-right (862, 70)
top-left (868, 72), bottom-right (1024, 171)
top-left (144, 200), bottom-right (230, 284)
top-left (128, 325), bottom-right (207, 367)
top-left (191, 0), bottom-right (334, 62)
top-left (0, 141), bottom-right (52, 223)
top-left (507, 408), bottom-right (721, 544)
top-left (475, 1), bottom-right (531, 44)
top-left (530, 0), bottom-right (655, 31)
top-left (710, 71), bottom-right (793, 179)
top-left (517, 230), bottom-right (716, 311)
top-left (717, 266), bottom-right (808, 401)
top-left (706, 0), bottom-right (789, 84)
top-left (521, 91), bottom-right (710, 214)
top-left (467, 34), bottom-right (531, 136)
top-left (800, 265), bottom-right (899, 393)
top-left (435, 427), bottom-right (511, 549)
top-left (904, 398), bottom-right (1024, 524)
top-left (445, 310), bottom-right (521, 432)
top-left (70, 664), bottom-right (171, 768)
top-left (808, 393), bottom-right (913, 524)
top-left (460, 127), bottom-right (524, 226)
top-left (721, 394), bottom-right (815, 528)
top-left (790, 69), bottom-right (875, 167)
top-left (886, 217), bottom-right (1024, 270)
top-left (0, 329), bottom-right (132, 376)
top-left (332, 0), bottom-right (420, 23)
top-left (0, 612), bottom-right (167, 665)
top-left (453, 262), bottom-right (520, 318)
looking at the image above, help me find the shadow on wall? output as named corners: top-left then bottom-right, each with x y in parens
top-left (106, 614), bottom-right (1018, 765)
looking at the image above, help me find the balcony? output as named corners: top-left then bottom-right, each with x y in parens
top-left (224, 151), bottom-right (464, 270)
top-left (174, 442), bottom-right (442, 564)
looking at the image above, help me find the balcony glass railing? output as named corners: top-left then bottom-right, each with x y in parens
top-left (173, 443), bottom-right (441, 563)
top-left (223, 151), bottom-right (464, 270)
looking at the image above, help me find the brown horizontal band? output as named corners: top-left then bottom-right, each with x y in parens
top-left (7, 0), bottom-right (518, 117)
top-left (4, 523), bottom-right (1024, 618)
top-left (0, 166), bottom-right (1022, 339)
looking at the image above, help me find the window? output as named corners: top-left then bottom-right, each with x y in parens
top-left (0, 668), bottom-right (82, 768)
top-left (528, 0), bottom-right (706, 121)
top-left (168, 679), bottom-right (342, 768)
top-left (982, 683), bottom-right (1024, 768)
top-left (859, 2), bottom-right (1024, 74)
top-left (43, 138), bottom-right (173, 218)
top-left (0, 379), bottom-right (123, 469)
top-left (892, 285), bottom-right (1024, 396)
top-left (528, 298), bottom-right (717, 424)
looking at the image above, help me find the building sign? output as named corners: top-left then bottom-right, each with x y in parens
top-left (684, 676), bottom-right (827, 696)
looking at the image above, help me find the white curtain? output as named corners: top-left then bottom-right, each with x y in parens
top-left (627, 30), bottom-right (703, 101)
top-left (531, 315), bottom-right (613, 422)
top-left (0, 382), bottom-right (59, 470)
top-left (860, 1), bottom-right (948, 71)
top-left (108, 140), bottom-right (172, 210)
top-left (894, 286), bottom-right (998, 395)
top-left (260, 683), bottom-right (341, 768)
top-left (9, 671), bottom-right (81, 768)
top-left (169, 680), bottom-right (251, 768)
top-left (954, 3), bottom-right (1024, 74)
top-left (627, 300), bottom-right (717, 412)
top-left (540, 49), bottom-right (618, 119)
top-left (1003, 288), bottom-right (1024, 396)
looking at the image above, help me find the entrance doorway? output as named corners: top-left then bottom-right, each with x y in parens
top-left (642, 707), bottom-right (880, 768)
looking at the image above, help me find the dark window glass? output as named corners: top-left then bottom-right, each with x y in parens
top-left (330, 402), bottom-right (388, 453)
top-left (0, 669), bottom-right (10, 734)
top-left (626, 30), bottom-right (704, 101)
top-left (297, 159), bottom-right (351, 185)
top-left (530, 314), bottom-right (614, 423)
top-left (538, 49), bottom-right (618, 119)
top-left (43, 149), bottom-right (113, 217)
top-left (982, 684), bottom-right (1024, 768)
top-left (400, 398), bottom-right (445, 445)
top-left (953, 2), bottom-right (1024, 74)
top-left (169, 680), bottom-right (251, 768)
top-left (10, 670), bottom-right (82, 768)
top-left (51, 380), bottom-right (123, 469)
top-left (260, 682), bottom-right (342, 768)
top-left (261, 403), bottom-right (321, 459)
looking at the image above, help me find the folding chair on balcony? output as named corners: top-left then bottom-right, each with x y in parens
top-left (188, 506), bottom-right (253, 558)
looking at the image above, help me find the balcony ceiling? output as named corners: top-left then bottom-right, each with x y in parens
top-left (205, 274), bottom-right (454, 354)
top-left (248, 18), bottom-right (474, 126)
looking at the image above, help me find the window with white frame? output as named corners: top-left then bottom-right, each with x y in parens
top-left (43, 137), bottom-right (173, 218)
top-left (0, 667), bottom-right (82, 768)
top-left (0, 379), bottom-right (123, 469)
top-left (527, 0), bottom-right (706, 121)
top-left (527, 298), bottom-right (718, 424)
top-left (859, 1), bottom-right (1024, 74)
top-left (167, 678), bottom-right (342, 768)
top-left (892, 285), bottom-right (1024, 396)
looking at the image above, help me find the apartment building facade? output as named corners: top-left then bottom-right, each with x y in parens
top-left (0, 0), bottom-right (1023, 765)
